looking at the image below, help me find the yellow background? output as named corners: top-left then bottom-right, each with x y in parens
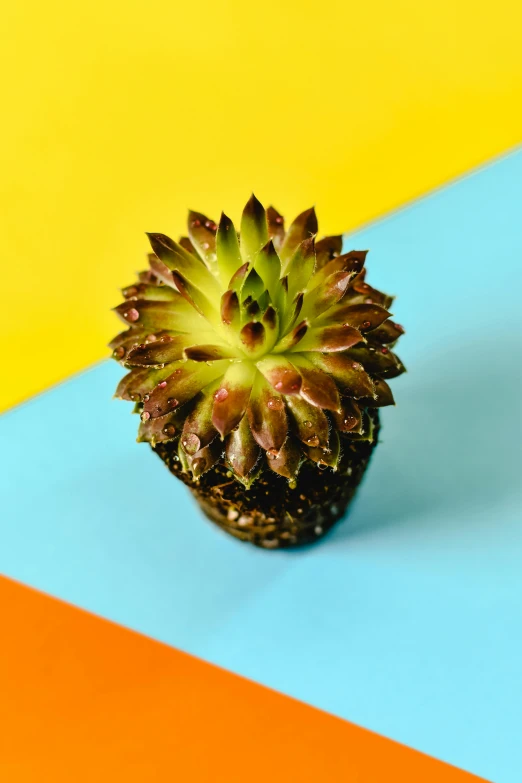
top-left (1, 0), bottom-right (521, 412)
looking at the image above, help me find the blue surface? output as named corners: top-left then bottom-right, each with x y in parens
top-left (2, 150), bottom-right (522, 782)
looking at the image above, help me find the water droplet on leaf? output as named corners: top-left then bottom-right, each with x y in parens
top-left (362, 320), bottom-right (371, 329)
top-left (214, 387), bottom-right (229, 402)
top-left (163, 424), bottom-right (176, 437)
top-left (304, 420), bottom-right (312, 428)
top-left (267, 397), bottom-right (283, 410)
top-left (158, 381), bottom-right (167, 388)
top-left (124, 308), bottom-right (140, 322)
top-left (192, 457), bottom-right (206, 473)
top-left (267, 448), bottom-right (279, 459)
top-left (140, 411), bottom-right (150, 422)
top-left (167, 397), bottom-right (179, 408)
top-left (113, 346), bottom-right (125, 359)
top-left (182, 432), bottom-right (201, 455)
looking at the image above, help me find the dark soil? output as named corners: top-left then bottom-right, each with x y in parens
top-left (153, 411), bottom-right (379, 549)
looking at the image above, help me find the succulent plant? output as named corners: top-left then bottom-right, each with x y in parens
top-left (110, 196), bottom-right (405, 548)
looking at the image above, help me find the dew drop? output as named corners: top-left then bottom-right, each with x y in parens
top-left (352, 362), bottom-right (362, 371)
top-left (318, 460), bottom-right (328, 470)
top-left (163, 424), bottom-right (176, 437)
top-left (113, 346), bottom-right (125, 359)
top-left (274, 381), bottom-right (283, 390)
top-left (143, 394), bottom-right (150, 402)
top-left (306, 435), bottom-right (320, 447)
top-left (192, 218), bottom-right (201, 227)
top-left (360, 283), bottom-right (369, 290)
top-left (365, 298), bottom-right (373, 304)
top-left (182, 432), bottom-right (201, 455)
top-left (381, 346), bottom-right (389, 354)
top-left (146, 334), bottom-right (157, 342)
top-left (275, 215), bottom-right (283, 224)
top-left (205, 220), bottom-right (217, 231)
top-left (362, 320), bottom-right (371, 329)
top-left (129, 392), bottom-right (141, 402)
top-left (214, 387), bottom-right (229, 402)
top-left (369, 346), bottom-right (376, 352)
top-left (167, 397), bottom-right (179, 408)
top-left (174, 368), bottom-right (182, 375)
top-left (124, 308), bottom-right (140, 322)
top-left (201, 242), bottom-right (210, 250)
top-left (303, 420), bottom-right (312, 428)
top-left (158, 381), bottom-right (167, 388)
top-left (140, 411), bottom-right (150, 422)
top-left (267, 448), bottom-right (279, 459)
top-left (192, 457), bottom-right (206, 473)
top-left (343, 415), bottom-right (357, 429)
top-left (267, 397), bottom-right (283, 410)
top-left (227, 508), bottom-right (239, 521)
top-left (290, 383), bottom-right (299, 391)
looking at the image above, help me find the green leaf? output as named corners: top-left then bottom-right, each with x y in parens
top-left (305, 428), bottom-right (340, 471)
top-left (247, 371), bottom-right (287, 451)
top-left (240, 194), bottom-right (268, 262)
top-left (266, 206), bottom-right (285, 250)
top-left (143, 359), bottom-right (230, 419)
top-left (256, 354), bottom-right (302, 395)
top-left (289, 354), bottom-right (341, 412)
top-left (254, 239), bottom-right (281, 303)
top-left (187, 210), bottom-right (218, 267)
top-left (216, 212), bottom-right (242, 290)
top-left (285, 395), bottom-right (330, 449)
top-left (113, 298), bottom-right (206, 333)
top-left (265, 435), bottom-right (302, 479)
top-left (226, 414), bottom-right (260, 478)
top-left (279, 207), bottom-right (318, 263)
top-left (147, 232), bottom-right (221, 297)
top-left (291, 324), bottom-right (364, 353)
top-left (306, 352), bottom-right (376, 399)
top-left (125, 334), bottom-right (191, 367)
top-left (211, 361), bottom-right (256, 438)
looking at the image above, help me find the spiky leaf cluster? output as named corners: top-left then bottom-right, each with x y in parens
top-left (110, 196), bottom-right (405, 486)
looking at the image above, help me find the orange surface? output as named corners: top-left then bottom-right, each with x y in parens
top-left (0, 576), bottom-right (487, 782)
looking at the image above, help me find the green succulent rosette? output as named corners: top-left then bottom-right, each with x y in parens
top-left (110, 196), bottom-right (405, 488)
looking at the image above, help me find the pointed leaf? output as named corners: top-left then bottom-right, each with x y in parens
top-left (305, 428), bottom-right (340, 470)
top-left (266, 206), bottom-right (285, 249)
top-left (137, 409), bottom-right (180, 445)
top-left (292, 324), bottom-right (364, 353)
top-left (211, 361), bottom-right (256, 438)
top-left (125, 334), bottom-right (189, 367)
top-left (349, 277), bottom-right (394, 309)
top-left (285, 395), bottom-right (329, 449)
top-left (256, 355), bottom-right (302, 395)
top-left (215, 212), bottom-right (242, 289)
top-left (109, 328), bottom-right (148, 362)
top-left (239, 321), bottom-right (266, 357)
top-left (179, 236), bottom-right (198, 256)
top-left (289, 355), bottom-right (341, 411)
top-left (315, 235), bottom-right (343, 269)
top-left (273, 320), bottom-right (308, 353)
top-left (254, 239), bottom-right (281, 302)
top-left (181, 384), bottom-right (220, 450)
top-left (331, 398), bottom-right (363, 432)
top-left (307, 352), bottom-right (376, 399)
top-left (143, 360), bottom-right (230, 418)
top-left (228, 261), bottom-right (250, 293)
top-left (282, 237), bottom-right (316, 301)
top-left (147, 253), bottom-right (175, 287)
top-left (147, 232), bottom-right (220, 298)
top-left (301, 270), bottom-right (352, 321)
top-left (171, 270), bottom-right (219, 321)
top-left (307, 251), bottom-right (367, 294)
top-left (247, 372), bottom-right (287, 451)
top-left (242, 267), bottom-right (264, 302)
top-left (226, 415), bottom-right (260, 478)
top-left (189, 437), bottom-right (223, 478)
top-left (115, 364), bottom-right (175, 402)
top-left (187, 210), bottom-right (218, 266)
top-left (356, 377), bottom-right (395, 407)
top-left (318, 302), bottom-right (391, 330)
top-left (346, 344), bottom-right (406, 378)
top-left (240, 194), bottom-right (268, 262)
top-left (113, 297), bottom-right (205, 333)
top-left (220, 288), bottom-right (240, 328)
top-left (266, 435), bottom-right (302, 479)
top-left (367, 319), bottom-right (405, 344)
top-left (121, 282), bottom-right (178, 301)
top-left (279, 207), bottom-right (318, 263)
top-left (184, 344), bottom-right (237, 362)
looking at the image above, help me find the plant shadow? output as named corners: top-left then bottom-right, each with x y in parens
top-left (332, 334), bottom-right (522, 543)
